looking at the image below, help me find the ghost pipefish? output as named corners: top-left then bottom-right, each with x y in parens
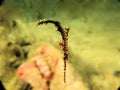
top-left (36, 19), bottom-right (69, 83)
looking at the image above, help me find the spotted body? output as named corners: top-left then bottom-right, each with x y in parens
top-left (37, 20), bottom-right (69, 83)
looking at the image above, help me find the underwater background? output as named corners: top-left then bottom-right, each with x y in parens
top-left (0, 0), bottom-right (120, 90)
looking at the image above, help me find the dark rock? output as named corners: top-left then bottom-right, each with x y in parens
top-left (114, 71), bottom-right (120, 77)
top-left (12, 20), bottom-right (17, 27)
top-left (20, 41), bottom-right (31, 47)
top-left (13, 48), bottom-right (21, 58)
top-left (0, 81), bottom-right (6, 90)
top-left (118, 86), bottom-right (120, 90)
top-left (0, 0), bottom-right (4, 6)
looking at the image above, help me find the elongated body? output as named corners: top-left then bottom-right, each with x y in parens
top-left (37, 20), bottom-right (69, 83)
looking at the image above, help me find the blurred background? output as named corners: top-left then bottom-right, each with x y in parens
top-left (0, 0), bottom-right (120, 90)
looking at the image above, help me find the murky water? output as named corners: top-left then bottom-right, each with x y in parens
top-left (0, 0), bottom-right (120, 90)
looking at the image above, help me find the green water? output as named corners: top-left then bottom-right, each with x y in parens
top-left (0, 0), bottom-right (120, 90)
